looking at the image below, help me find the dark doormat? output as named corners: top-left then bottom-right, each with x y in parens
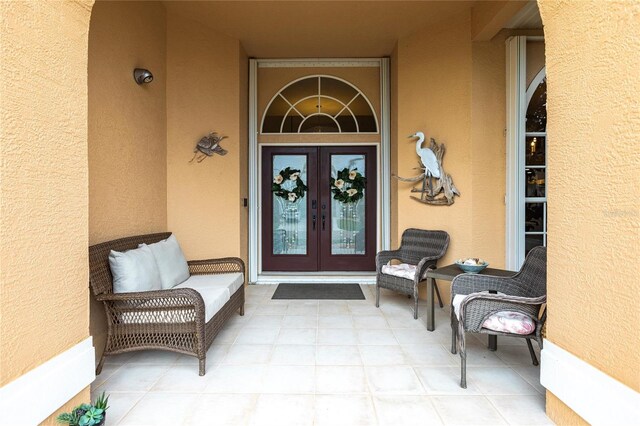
top-left (272, 283), bottom-right (365, 300)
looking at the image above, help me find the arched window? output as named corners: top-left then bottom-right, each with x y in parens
top-left (524, 68), bottom-right (547, 255)
top-left (261, 76), bottom-right (378, 134)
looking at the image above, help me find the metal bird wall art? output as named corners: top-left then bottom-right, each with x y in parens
top-left (393, 132), bottom-right (460, 206)
top-left (189, 132), bottom-right (228, 163)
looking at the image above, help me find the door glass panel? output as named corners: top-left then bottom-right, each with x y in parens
top-left (525, 136), bottom-right (545, 165)
top-left (330, 154), bottom-right (366, 255)
top-left (525, 168), bottom-right (546, 197)
top-left (272, 155), bottom-right (308, 255)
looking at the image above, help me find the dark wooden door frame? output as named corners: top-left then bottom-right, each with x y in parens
top-left (261, 145), bottom-right (377, 272)
top-left (261, 146), bottom-right (319, 271)
top-left (319, 146), bottom-right (377, 271)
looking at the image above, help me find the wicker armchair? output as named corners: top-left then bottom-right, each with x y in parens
top-left (451, 246), bottom-right (546, 388)
top-left (89, 233), bottom-right (245, 376)
top-left (375, 229), bottom-right (450, 319)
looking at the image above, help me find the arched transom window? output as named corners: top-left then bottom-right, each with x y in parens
top-left (261, 76), bottom-right (378, 134)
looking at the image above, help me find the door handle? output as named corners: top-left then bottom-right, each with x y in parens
top-left (322, 213), bottom-right (326, 230)
top-left (312, 214), bottom-right (316, 230)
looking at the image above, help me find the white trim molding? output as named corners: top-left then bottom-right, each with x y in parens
top-left (0, 337), bottom-right (95, 425)
top-left (380, 57), bottom-right (391, 251)
top-left (505, 36), bottom-right (527, 270)
top-left (258, 59), bottom-right (380, 68)
top-left (248, 58), bottom-right (391, 283)
top-left (249, 59), bottom-right (259, 283)
top-left (541, 339), bottom-right (640, 425)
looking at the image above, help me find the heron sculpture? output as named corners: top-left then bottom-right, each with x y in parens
top-left (411, 131), bottom-right (441, 179)
top-left (393, 132), bottom-right (460, 205)
top-left (410, 131), bottom-right (440, 197)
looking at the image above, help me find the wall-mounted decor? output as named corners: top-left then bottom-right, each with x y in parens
top-left (394, 131), bottom-right (460, 205)
top-left (189, 132), bottom-right (228, 163)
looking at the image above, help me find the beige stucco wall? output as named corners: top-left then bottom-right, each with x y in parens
top-left (538, 0), bottom-right (640, 421)
top-left (166, 12), bottom-right (246, 261)
top-left (396, 11), bottom-right (511, 302)
top-left (0, 0), bottom-right (92, 395)
top-left (88, 1), bottom-right (167, 245)
top-left (88, 0), bottom-right (167, 362)
top-left (470, 31), bottom-right (511, 269)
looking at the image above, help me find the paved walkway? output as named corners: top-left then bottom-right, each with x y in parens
top-left (92, 284), bottom-right (552, 425)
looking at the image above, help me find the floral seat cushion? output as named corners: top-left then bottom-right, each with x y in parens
top-left (452, 293), bottom-right (536, 335)
top-left (381, 263), bottom-right (429, 280)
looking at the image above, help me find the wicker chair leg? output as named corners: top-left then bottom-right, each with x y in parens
top-left (375, 285), bottom-right (380, 308)
top-left (413, 294), bottom-right (418, 320)
top-left (239, 303), bottom-right (245, 316)
top-left (460, 350), bottom-right (467, 388)
top-left (434, 282), bottom-right (444, 308)
top-left (199, 358), bottom-right (206, 376)
top-left (450, 314), bottom-right (457, 354)
top-left (95, 355), bottom-right (106, 376)
top-left (526, 339), bottom-right (539, 366)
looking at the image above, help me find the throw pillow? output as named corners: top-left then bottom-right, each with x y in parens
top-left (109, 245), bottom-right (162, 293)
top-left (144, 234), bottom-right (190, 289)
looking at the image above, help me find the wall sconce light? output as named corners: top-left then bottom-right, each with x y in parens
top-left (133, 68), bottom-right (153, 85)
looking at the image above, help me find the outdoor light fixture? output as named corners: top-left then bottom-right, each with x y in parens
top-left (133, 68), bottom-right (153, 85)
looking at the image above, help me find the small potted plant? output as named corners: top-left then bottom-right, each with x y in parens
top-left (56, 392), bottom-right (109, 426)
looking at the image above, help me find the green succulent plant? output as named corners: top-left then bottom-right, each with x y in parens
top-left (56, 394), bottom-right (109, 426)
top-left (93, 392), bottom-right (110, 411)
top-left (78, 407), bottom-right (104, 426)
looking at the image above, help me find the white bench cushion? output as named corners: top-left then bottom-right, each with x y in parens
top-left (175, 273), bottom-right (244, 296)
top-left (120, 272), bottom-right (243, 324)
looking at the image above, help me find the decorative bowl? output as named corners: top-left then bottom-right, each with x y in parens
top-left (455, 258), bottom-right (489, 274)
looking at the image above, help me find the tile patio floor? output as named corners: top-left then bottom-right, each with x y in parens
top-left (92, 284), bottom-right (553, 425)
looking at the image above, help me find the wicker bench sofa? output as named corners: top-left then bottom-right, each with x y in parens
top-left (89, 232), bottom-right (245, 376)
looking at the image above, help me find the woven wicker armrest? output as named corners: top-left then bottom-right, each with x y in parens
top-left (415, 255), bottom-right (440, 282)
top-left (97, 287), bottom-right (206, 324)
top-left (451, 273), bottom-right (521, 298)
top-left (97, 287), bottom-right (205, 308)
top-left (188, 257), bottom-right (245, 275)
top-left (375, 249), bottom-right (402, 270)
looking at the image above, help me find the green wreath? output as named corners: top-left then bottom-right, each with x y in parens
top-left (272, 167), bottom-right (308, 202)
top-left (330, 168), bottom-right (366, 204)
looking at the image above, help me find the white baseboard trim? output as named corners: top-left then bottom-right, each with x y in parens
top-left (0, 337), bottom-right (95, 426)
top-left (540, 339), bottom-right (640, 425)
